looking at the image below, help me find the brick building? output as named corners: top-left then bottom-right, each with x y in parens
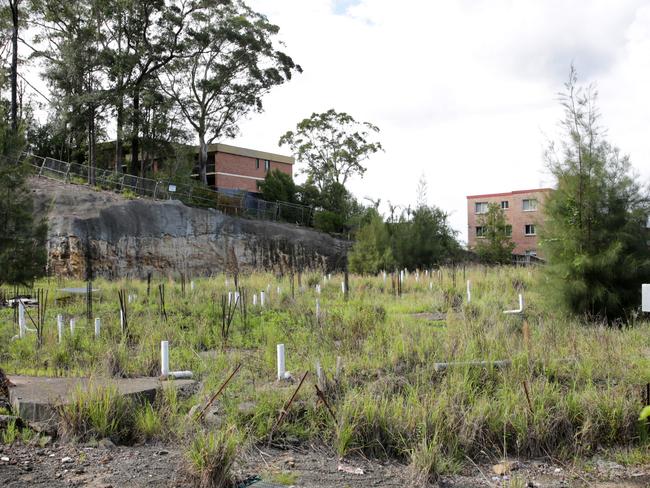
top-left (466, 188), bottom-right (553, 257)
top-left (192, 143), bottom-right (294, 194)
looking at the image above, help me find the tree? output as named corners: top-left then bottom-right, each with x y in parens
top-left (542, 67), bottom-right (650, 321)
top-left (348, 208), bottom-right (394, 274)
top-left (257, 168), bottom-right (296, 203)
top-left (0, 110), bottom-right (47, 285)
top-left (392, 204), bottom-right (461, 270)
top-left (162, 0), bottom-right (300, 185)
top-left (475, 203), bottom-right (515, 264)
top-left (279, 109), bottom-right (382, 191)
top-left (8, 0), bottom-right (20, 132)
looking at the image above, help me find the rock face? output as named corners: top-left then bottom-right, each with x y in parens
top-left (30, 178), bottom-right (349, 279)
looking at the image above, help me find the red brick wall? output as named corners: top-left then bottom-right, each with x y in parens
top-left (212, 151), bottom-right (293, 193)
top-left (467, 189), bottom-right (552, 257)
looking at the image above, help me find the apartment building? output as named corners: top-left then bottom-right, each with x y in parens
top-left (466, 188), bottom-right (553, 257)
top-left (192, 143), bottom-right (294, 194)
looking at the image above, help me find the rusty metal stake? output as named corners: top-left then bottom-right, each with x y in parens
top-left (196, 363), bottom-right (242, 422)
top-left (314, 384), bottom-right (336, 424)
top-left (523, 380), bottom-right (534, 414)
top-left (268, 371), bottom-right (309, 444)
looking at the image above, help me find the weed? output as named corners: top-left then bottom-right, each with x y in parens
top-left (1, 419), bottom-right (19, 444)
top-left (185, 426), bottom-right (241, 488)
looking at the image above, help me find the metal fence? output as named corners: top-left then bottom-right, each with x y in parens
top-left (14, 152), bottom-right (313, 226)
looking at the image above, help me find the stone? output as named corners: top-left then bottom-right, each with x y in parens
top-left (1, 456), bottom-right (9, 462)
top-left (61, 457), bottom-right (73, 464)
top-left (98, 438), bottom-right (116, 449)
top-left (31, 177), bottom-right (349, 279)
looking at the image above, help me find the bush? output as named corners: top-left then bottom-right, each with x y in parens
top-left (57, 383), bottom-right (135, 443)
top-left (185, 427), bottom-right (241, 488)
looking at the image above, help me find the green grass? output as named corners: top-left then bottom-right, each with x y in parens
top-left (1, 267), bottom-right (649, 473)
top-left (185, 426), bottom-right (240, 488)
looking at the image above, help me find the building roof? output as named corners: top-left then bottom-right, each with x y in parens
top-left (207, 143), bottom-right (294, 165)
top-left (466, 188), bottom-right (554, 199)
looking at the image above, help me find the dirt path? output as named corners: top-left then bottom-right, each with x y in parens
top-left (1, 442), bottom-right (649, 487)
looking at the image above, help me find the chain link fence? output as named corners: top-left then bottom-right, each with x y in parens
top-left (15, 153), bottom-right (313, 227)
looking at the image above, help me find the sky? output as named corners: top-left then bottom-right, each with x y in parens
top-left (21, 0), bottom-right (650, 244)
top-left (220, 0), bottom-right (650, 243)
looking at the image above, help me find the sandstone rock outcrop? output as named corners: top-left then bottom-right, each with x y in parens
top-left (30, 178), bottom-right (349, 279)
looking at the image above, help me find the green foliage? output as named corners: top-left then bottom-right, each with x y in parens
top-left (349, 209), bottom-right (394, 274)
top-left (279, 109), bottom-right (383, 190)
top-left (257, 169), bottom-right (297, 203)
top-left (0, 116), bottom-right (47, 286)
top-left (475, 203), bottom-right (516, 264)
top-left (57, 383), bottom-right (135, 443)
top-left (185, 426), bottom-right (241, 488)
top-left (1, 419), bottom-right (19, 445)
top-left (542, 67), bottom-right (650, 321)
top-left (392, 205), bottom-right (462, 270)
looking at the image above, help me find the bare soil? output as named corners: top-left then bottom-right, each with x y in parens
top-left (1, 442), bottom-right (649, 487)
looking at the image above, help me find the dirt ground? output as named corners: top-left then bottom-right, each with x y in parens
top-left (1, 442), bottom-right (649, 487)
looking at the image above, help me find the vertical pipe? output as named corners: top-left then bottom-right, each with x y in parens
top-left (260, 291), bottom-right (266, 307)
top-left (466, 280), bottom-right (471, 303)
top-left (94, 317), bottom-right (101, 339)
top-left (161, 340), bottom-right (169, 377)
top-left (18, 301), bottom-right (25, 338)
top-left (57, 314), bottom-right (64, 343)
top-left (69, 318), bottom-right (75, 336)
top-left (316, 299), bottom-right (320, 319)
top-left (277, 343), bottom-right (285, 381)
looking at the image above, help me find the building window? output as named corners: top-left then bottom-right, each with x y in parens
top-left (501, 200), bottom-right (509, 209)
top-left (475, 202), bottom-right (488, 214)
top-left (264, 159), bottom-right (270, 172)
top-left (505, 225), bottom-right (512, 237)
top-left (523, 199), bottom-right (538, 211)
top-left (476, 226), bottom-right (486, 238)
top-left (256, 158), bottom-right (260, 169)
top-left (525, 249), bottom-right (537, 257)
top-left (524, 224), bottom-right (536, 236)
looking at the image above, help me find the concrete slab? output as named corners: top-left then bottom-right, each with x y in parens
top-left (8, 375), bottom-right (195, 423)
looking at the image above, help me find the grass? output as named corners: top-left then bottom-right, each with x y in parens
top-left (1, 266), bottom-right (649, 474)
top-left (185, 426), bottom-right (240, 488)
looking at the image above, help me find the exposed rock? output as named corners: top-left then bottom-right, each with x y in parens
top-left (31, 177), bottom-right (350, 279)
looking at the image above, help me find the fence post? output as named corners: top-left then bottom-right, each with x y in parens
top-left (119, 174), bottom-right (126, 192)
top-left (153, 181), bottom-right (159, 200)
top-left (38, 157), bottom-right (46, 177)
top-left (64, 161), bottom-right (72, 183)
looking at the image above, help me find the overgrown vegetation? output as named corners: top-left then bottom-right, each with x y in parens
top-left (1, 267), bottom-right (649, 478)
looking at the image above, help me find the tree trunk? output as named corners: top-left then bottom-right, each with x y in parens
top-left (87, 107), bottom-right (96, 186)
top-left (199, 134), bottom-right (208, 186)
top-left (10, 0), bottom-right (19, 133)
top-left (130, 88), bottom-right (140, 175)
top-left (115, 98), bottom-right (124, 173)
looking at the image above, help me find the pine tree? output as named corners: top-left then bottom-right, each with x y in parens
top-left (0, 113), bottom-right (47, 286)
top-left (542, 67), bottom-right (650, 321)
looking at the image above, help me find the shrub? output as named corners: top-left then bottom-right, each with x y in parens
top-left (185, 427), bottom-right (241, 488)
top-left (57, 383), bottom-right (135, 443)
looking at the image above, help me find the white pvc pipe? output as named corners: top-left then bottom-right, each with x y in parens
top-left (316, 284), bottom-right (321, 295)
top-left (642, 284), bottom-right (649, 312)
top-left (18, 302), bottom-right (26, 338)
top-left (69, 318), bottom-right (75, 335)
top-left (503, 294), bottom-right (524, 314)
top-left (260, 291), bottom-right (266, 307)
top-left (341, 281), bottom-right (346, 294)
top-left (57, 314), bottom-right (64, 343)
top-left (228, 291), bottom-right (232, 305)
top-left (277, 286), bottom-right (281, 295)
top-left (94, 318), bottom-right (101, 338)
top-left (466, 280), bottom-right (471, 303)
top-left (277, 344), bottom-right (286, 381)
top-left (316, 299), bottom-right (320, 319)
top-left (161, 341), bottom-right (169, 377)
top-left (119, 309), bottom-right (124, 332)
top-left (169, 370), bottom-right (193, 379)
top-left (253, 294), bottom-right (257, 306)
top-left (190, 281), bottom-right (195, 291)
top-left (234, 291), bottom-right (240, 304)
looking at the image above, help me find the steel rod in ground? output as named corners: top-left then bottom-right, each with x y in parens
top-left (196, 363), bottom-right (242, 422)
top-left (268, 371), bottom-right (309, 444)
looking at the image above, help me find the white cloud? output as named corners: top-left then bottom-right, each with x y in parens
top-left (228, 0), bottom-right (650, 243)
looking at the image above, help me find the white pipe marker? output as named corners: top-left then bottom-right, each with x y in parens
top-left (260, 291), bottom-right (266, 307)
top-left (161, 341), bottom-right (170, 377)
top-left (94, 318), bottom-right (101, 338)
top-left (642, 284), bottom-right (649, 312)
top-left (277, 343), bottom-right (286, 381)
top-left (57, 314), bottom-right (64, 343)
top-left (18, 301), bottom-right (26, 338)
top-left (69, 318), bottom-right (75, 335)
top-left (503, 294), bottom-right (524, 314)
top-left (466, 280), bottom-right (471, 303)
